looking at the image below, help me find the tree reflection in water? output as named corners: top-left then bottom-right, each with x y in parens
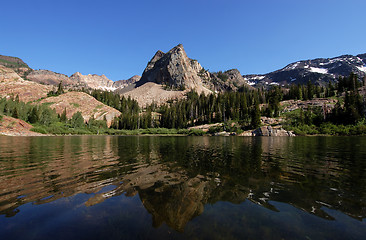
top-left (0, 136), bottom-right (365, 234)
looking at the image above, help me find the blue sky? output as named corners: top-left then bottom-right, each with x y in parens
top-left (1, 0), bottom-right (366, 81)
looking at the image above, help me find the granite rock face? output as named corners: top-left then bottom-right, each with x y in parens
top-left (209, 69), bottom-right (252, 92)
top-left (138, 44), bottom-right (211, 94)
top-left (70, 72), bottom-right (115, 90)
top-left (112, 75), bottom-right (141, 89)
top-left (240, 126), bottom-right (295, 136)
top-left (255, 126), bottom-right (294, 136)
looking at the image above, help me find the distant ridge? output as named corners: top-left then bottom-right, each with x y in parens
top-left (244, 53), bottom-right (366, 87)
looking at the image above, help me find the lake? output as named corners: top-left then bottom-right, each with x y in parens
top-left (0, 136), bottom-right (365, 239)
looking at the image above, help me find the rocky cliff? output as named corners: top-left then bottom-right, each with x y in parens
top-left (209, 69), bottom-right (252, 92)
top-left (112, 75), bottom-right (140, 89)
top-left (138, 44), bottom-right (211, 94)
top-left (70, 72), bottom-right (115, 90)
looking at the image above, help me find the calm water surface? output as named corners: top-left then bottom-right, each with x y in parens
top-left (0, 136), bottom-right (365, 239)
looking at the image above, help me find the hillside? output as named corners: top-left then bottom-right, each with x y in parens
top-left (0, 115), bottom-right (44, 136)
top-left (121, 82), bottom-right (186, 107)
top-left (39, 92), bottom-right (121, 127)
top-left (0, 66), bottom-right (52, 102)
top-left (0, 54), bottom-right (29, 69)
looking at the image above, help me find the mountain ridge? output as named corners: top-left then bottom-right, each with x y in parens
top-left (2, 49), bottom-right (366, 93)
top-left (244, 53), bottom-right (366, 87)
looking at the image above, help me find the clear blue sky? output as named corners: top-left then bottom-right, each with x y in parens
top-left (1, 0), bottom-right (366, 81)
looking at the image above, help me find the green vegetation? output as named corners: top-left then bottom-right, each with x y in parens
top-left (70, 102), bottom-right (80, 108)
top-left (47, 81), bottom-right (65, 97)
top-left (1, 72), bottom-right (365, 136)
top-left (217, 71), bottom-right (229, 82)
top-left (0, 58), bottom-right (29, 69)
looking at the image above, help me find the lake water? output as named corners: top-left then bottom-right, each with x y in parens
top-left (0, 136), bottom-right (365, 240)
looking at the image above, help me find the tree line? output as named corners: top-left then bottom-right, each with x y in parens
top-left (2, 72), bottom-right (365, 135)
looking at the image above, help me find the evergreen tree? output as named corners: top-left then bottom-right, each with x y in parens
top-left (29, 107), bottom-right (40, 123)
top-left (251, 101), bottom-right (261, 129)
top-left (12, 106), bottom-right (19, 119)
top-left (70, 111), bottom-right (84, 128)
top-left (60, 108), bottom-right (67, 122)
top-left (57, 81), bottom-right (64, 95)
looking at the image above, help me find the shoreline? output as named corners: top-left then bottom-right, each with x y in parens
top-left (1, 131), bottom-right (365, 137)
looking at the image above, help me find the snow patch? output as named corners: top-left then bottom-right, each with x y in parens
top-left (99, 86), bottom-right (117, 91)
top-left (357, 65), bottom-right (366, 73)
top-left (285, 62), bottom-right (300, 70)
top-left (269, 82), bottom-right (279, 85)
top-left (248, 76), bottom-right (265, 80)
top-left (309, 67), bottom-right (328, 74)
top-left (247, 81), bottom-right (256, 86)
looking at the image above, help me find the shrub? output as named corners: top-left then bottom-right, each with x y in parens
top-left (208, 126), bottom-right (223, 134)
top-left (177, 129), bottom-right (190, 134)
top-left (188, 129), bottom-right (205, 136)
top-left (30, 126), bottom-right (48, 134)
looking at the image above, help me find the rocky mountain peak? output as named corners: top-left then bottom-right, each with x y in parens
top-left (139, 44), bottom-right (208, 91)
top-left (70, 72), bottom-right (115, 90)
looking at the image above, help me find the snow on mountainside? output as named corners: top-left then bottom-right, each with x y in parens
top-left (244, 53), bottom-right (366, 87)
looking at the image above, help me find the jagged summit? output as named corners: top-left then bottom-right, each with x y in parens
top-left (138, 44), bottom-right (209, 91)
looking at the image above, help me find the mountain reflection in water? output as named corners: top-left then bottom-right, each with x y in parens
top-left (0, 136), bottom-right (365, 237)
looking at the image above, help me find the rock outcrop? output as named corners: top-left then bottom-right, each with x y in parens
top-left (138, 44), bottom-right (211, 94)
top-left (0, 54), bottom-right (31, 79)
top-left (0, 115), bottom-right (45, 136)
top-left (209, 69), bottom-right (252, 92)
top-left (39, 92), bottom-right (121, 127)
top-left (0, 66), bottom-right (52, 102)
top-left (27, 70), bottom-right (75, 86)
top-left (112, 75), bottom-right (141, 89)
top-left (239, 126), bottom-right (295, 136)
top-left (27, 70), bottom-right (130, 91)
top-left (70, 72), bottom-right (115, 91)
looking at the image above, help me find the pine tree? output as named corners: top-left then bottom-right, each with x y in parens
top-left (70, 111), bottom-right (84, 128)
top-left (60, 108), bottom-right (67, 122)
top-left (251, 101), bottom-right (261, 129)
top-left (29, 107), bottom-right (40, 123)
top-left (12, 107), bottom-right (19, 119)
top-left (56, 81), bottom-right (64, 95)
